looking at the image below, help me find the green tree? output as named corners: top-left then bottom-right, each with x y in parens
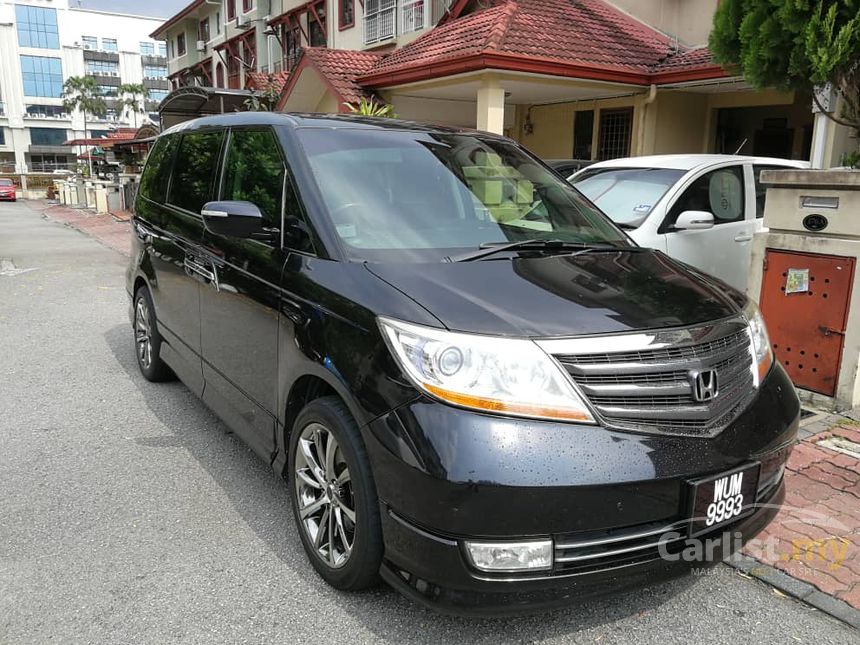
top-left (710, 0), bottom-right (860, 150)
top-left (62, 76), bottom-right (107, 176)
top-left (118, 83), bottom-right (149, 128)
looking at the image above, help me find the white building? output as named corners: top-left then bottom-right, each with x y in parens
top-left (0, 0), bottom-right (169, 172)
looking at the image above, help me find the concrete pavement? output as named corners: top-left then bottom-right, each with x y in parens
top-left (1, 200), bottom-right (857, 644)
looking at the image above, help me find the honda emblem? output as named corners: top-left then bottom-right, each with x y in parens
top-left (691, 369), bottom-right (719, 402)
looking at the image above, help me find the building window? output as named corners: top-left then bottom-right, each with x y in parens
top-left (242, 0), bottom-right (253, 13)
top-left (364, 0), bottom-right (396, 45)
top-left (597, 108), bottom-right (633, 160)
top-left (308, 1), bottom-right (326, 47)
top-left (97, 85), bottom-right (118, 97)
top-left (199, 18), bottom-right (210, 42)
top-left (85, 59), bottom-right (119, 76)
top-left (30, 127), bottom-right (67, 146)
top-left (82, 35), bottom-right (98, 50)
top-left (177, 33), bottom-right (186, 56)
top-left (216, 11), bottom-right (221, 33)
top-left (227, 0), bottom-right (236, 21)
top-left (20, 56), bottom-right (63, 97)
top-left (102, 38), bottom-right (118, 52)
top-left (281, 24), bottom-right (301, 70)
top-left (140, 41), bottom-right (155, 55)
top-left (572, 110), bottom-right (594, 159)
top-left (339, 0), bottom-right (354, 29)
top-left (0, 129), bottom-right (5, 146)
top-left (158, 42), bottom-right (167, 57)
top-left (148, 89), bottom-right (169, 102)
top-left (15, 4), bottom-right (60, 49)
top-left (143, 64), bottom-right (167, 79)
top-left (26, 104), bottom-right (67, 118)
top-left (401, 0), bottom-right (425, 34)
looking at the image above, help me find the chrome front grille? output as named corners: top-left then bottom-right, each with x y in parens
top-left (538, 318), bottom-right (755, 437)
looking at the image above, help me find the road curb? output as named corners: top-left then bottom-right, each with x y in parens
top-left (727, 553), bottom-right (860, 630)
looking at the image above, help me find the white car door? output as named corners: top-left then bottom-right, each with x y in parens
top-left (663, 163), bottom-right (752, 290)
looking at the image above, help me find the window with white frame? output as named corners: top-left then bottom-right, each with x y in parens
top-left (102, 38), bottom-right (117, 51)
top-left (85, 59), bottom-right (119, 76)
top-left (82, 35), bottom-right (97, 50)
top-left (401, 0), bottom-right (425, 34)
top-left (364, 0), bottom-right (396, 45)
top-left (140, 41), bottom-right (155, 55)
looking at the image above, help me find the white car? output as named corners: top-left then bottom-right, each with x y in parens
top-left (570, 155), bottom-right (809, 291)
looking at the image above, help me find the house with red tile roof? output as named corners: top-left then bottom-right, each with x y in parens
top-left (152, 0), bottom-right (841, 165)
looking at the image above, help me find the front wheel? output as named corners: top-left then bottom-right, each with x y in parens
top-left (288, 396), bottom-right (383, 590)
top-left (133, 286), bottom-right (174, 382)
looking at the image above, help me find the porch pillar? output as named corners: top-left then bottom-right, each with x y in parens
top-left (476, 77), bottom-right (505, 135)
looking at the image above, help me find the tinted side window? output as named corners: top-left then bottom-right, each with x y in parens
top-left (139, 135), bottom-right (178, 203)
top-left (220, 129), bottom-right (284, 228)
top-left (168, 130), bottom-right (224, 214)
top-left (754, 165), bottom-right (784, 218)
top-left (667, 166), bottom-right (745, 226)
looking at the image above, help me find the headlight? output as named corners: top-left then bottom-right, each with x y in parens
top-left (744, 299), bottom-right (773, 385)
top-left (378, 317), bottom-right (594, 423)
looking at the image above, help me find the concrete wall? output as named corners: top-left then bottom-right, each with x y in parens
top-left (651, 91), bottom-right (708, 154)
top-left (606, 0), bottom-right (719, 46)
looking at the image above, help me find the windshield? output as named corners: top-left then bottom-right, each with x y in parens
top-left (0, 179), bottom-right (13, 186)
top-left (297, 128), bottom-right (629, 262)
top-left (572, 167), bottom-right (685, 228)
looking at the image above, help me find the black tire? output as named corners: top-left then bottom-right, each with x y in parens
top-left (288, 396), bottom-right (383, 590)
top-left (133, 286), bottom-right (175, 382)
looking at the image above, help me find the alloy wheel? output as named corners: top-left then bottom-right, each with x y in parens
top-left (293, 422), bottom-right (356, 569)
top-left (134, 297), bottom-right (152, 370)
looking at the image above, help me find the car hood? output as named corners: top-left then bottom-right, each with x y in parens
top-left (365, 250), bottom-right (743, 337)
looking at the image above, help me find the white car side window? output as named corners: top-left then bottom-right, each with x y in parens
top-left (707, 169), bottom-right (744, 222)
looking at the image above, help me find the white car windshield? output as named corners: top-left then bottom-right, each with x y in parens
top-left (572, 167), bottom-right (686, 228)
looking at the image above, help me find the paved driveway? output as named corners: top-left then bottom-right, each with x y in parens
top-left (0, 201), bottom-right (856, 644)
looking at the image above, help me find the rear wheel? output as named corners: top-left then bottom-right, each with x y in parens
top-left (289, 396), bottom-right (382, 590)
top-left (133, 286), bottom-right (174, 382)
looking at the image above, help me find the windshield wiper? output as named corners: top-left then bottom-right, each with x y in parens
top-left (447, 239), bottom-right (635, 262)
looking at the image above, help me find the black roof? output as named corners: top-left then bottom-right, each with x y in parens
top-left (161, 111), bottom-right (494, 138)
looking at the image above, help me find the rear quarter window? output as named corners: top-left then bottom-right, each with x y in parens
top-left (139, 135), bottom-right (178, 204)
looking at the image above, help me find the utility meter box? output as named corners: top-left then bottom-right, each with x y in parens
top-left (748, 170), bottom-right (860, 410)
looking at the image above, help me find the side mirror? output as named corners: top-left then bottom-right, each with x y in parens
top-left (673, 210), bottom-right (714, 231)
top-left (201, 201), bottom-right (266, 238)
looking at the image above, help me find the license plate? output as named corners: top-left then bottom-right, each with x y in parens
top-left (688, 463), bottom-right (760, 537)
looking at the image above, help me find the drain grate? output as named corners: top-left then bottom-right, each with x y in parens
top-left (817, 436), bottom-right (860, 460)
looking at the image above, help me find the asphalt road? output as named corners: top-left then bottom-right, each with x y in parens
top-left (0, 200), bottom-right (856, 644)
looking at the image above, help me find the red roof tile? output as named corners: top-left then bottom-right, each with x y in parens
top-left (300, 48), bottom-right (385, 104)
top-left (652, 46), bottom-right (718, 73)
top-left (365, 0), bottom-right (676, 80)
top-left (245, 71), bottom-right (291, 94)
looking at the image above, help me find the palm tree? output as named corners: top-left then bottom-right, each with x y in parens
top-left (118, 83), bottom-right (149, 129)
top-left (62, 76), bottom-right (106, 177)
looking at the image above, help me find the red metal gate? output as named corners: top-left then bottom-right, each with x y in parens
top-left (759, 250), bottom-right (855, 396)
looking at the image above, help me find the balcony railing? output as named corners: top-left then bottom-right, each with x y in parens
top-left (401, 0), bottom-right (425, 34)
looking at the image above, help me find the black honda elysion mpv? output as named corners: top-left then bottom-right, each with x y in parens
top-left (127, 112), bottom-right (798, 615)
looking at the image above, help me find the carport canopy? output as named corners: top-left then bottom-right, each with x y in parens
top-left (158, 86), bottom-right (257, 129)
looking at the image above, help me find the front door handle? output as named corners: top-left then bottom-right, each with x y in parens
top-left (734, 233), bottom-right (753, 243)
top-left (184, 256), bottom-right (219, 291)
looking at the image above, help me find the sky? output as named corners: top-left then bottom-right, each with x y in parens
top-left (76, 0), bottom-right (187, 20)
